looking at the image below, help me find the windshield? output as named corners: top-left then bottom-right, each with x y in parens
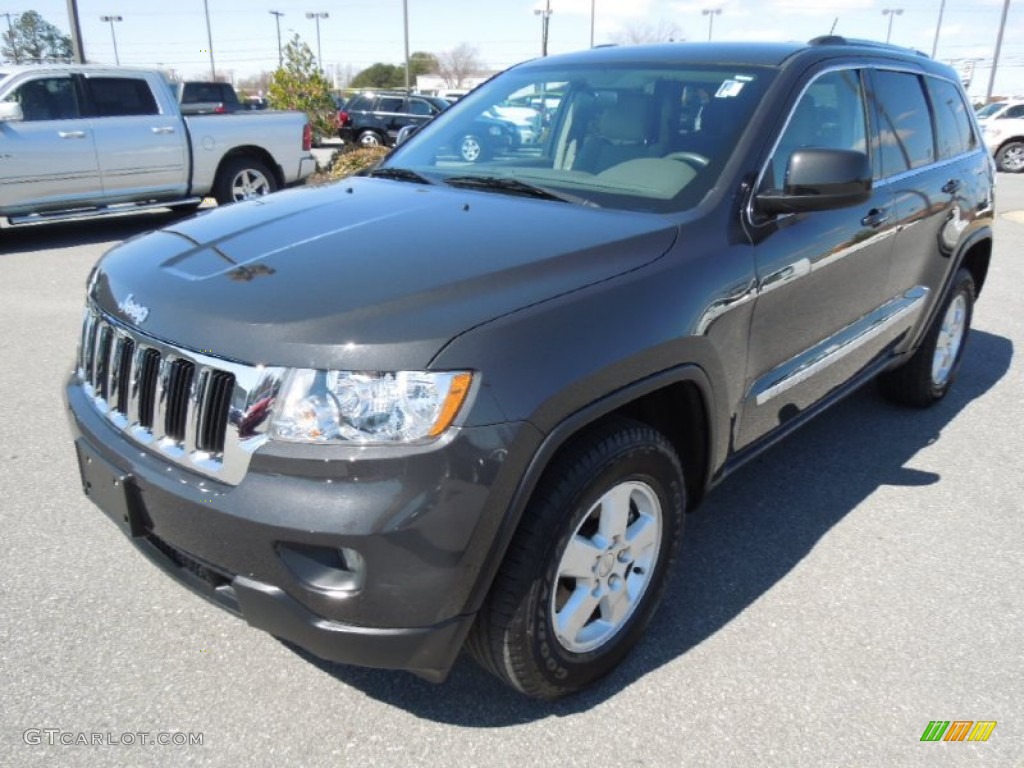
top-left (975, 102), bottom-right (1005, 119)
top-left (386, 61), bottom-right (773, 213)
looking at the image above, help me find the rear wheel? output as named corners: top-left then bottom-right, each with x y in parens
top-left (878, 268), bottom-right (975, 407)
top-left (358, 130), bottom-right (384, 147)
top-left (213, 157), bottom-right (277, 206)
top-left (467, 418), bottom-right (686, 699)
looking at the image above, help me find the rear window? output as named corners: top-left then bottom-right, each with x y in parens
top-left (870, 70), bottom-right (936, 176)
top-left (87, 77), bottom-right (159, 117)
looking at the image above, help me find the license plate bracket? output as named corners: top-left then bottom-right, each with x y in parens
top-left (75, 439), bottom-right (146, 538)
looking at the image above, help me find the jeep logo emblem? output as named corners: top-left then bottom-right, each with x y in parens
top-left (117, 294), bottom-right (150, 325)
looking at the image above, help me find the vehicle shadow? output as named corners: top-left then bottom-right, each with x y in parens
top-left (288, 329), bottom-right (1013, 725)
top-left (0, 207), bottom-right (206, 255)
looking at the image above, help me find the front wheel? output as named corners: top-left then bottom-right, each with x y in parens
top-left (358, 130), bottom-right (384, 147)
top-left (213, 157), bottom-right (278, 205)
top-left (995, 141), bottom-right (1024, 173)
top-left (878, 268), bottom-right (975, 407)
top-left (467, 418), bottom-right (686, 699)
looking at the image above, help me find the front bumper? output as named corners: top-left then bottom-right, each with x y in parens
top-left (66, 376), bottom-right (533, 681)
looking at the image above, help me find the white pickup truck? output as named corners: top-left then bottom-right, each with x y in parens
top-left (0, 65), bottom-right (316, 226)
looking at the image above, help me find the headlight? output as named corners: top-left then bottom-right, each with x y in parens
top-left (270, 369), bottom-right (473, 444)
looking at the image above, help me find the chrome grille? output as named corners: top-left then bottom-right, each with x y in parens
top-left (76, 306), bottom-right (287, 485)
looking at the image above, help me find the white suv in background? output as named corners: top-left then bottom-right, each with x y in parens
top-left (977, 100), bottom-right (1024, 172)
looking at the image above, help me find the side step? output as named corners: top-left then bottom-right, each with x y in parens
top-left (7, 198), bottom-right (205, 227)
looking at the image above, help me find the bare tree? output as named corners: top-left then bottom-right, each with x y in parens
top-left (612, 19), bottom-right (684, 45)
top-left (436, 43), bottom-right (483, 89)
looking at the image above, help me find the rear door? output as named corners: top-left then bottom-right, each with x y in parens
top-left (82, 74), bottom-right (188, 201)
top-left (0, 74), bottom-right (101, 213)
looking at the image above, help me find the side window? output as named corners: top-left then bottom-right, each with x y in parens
top-left (1000, 105), bottom-right (1024, 119)
top-left (347, 95), bottom-right (372, 112)
top-left (377, 97), bottom-right (404, 113)
top-left (870, 70), bottom-right (936, 177)
top-left (5, 76), bottom-right (80, 121)
top-left (87, 77), bottom-right (158, 117)
top-left (927, 77), bottom-right (976, 159)
top-left (407, 98), bottom-right (432, 117)
top-left (765, 69), bottom-right (867, 190)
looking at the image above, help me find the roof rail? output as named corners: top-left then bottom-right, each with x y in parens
top-left (808, 35), bottom-right (930, 58)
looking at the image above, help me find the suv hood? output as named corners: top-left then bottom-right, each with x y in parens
top-left (90, 178), bottom-right (677, 370)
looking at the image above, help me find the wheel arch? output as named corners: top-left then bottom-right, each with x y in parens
top-left (215, 146), bottom-right (285, 190)
top-left (463, 364), bottom-right (716, 615)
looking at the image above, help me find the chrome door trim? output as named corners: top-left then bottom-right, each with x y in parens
top-left (750, 286), bottom-right (928, 406)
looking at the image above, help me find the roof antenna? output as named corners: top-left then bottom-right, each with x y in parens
top-left (829, 17), bottom-right (838, 34)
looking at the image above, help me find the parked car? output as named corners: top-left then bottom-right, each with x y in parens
top-left (66, 38), bottom-right (993, 700)
top-left (175, 80), bottom-right (247, 114)
top-left (0, 65), bottom-right (315, 223)
top-left (337, 91), bottom-right (449, 146)
top-left (245, 96), bottom-right (269, 111)
top-left (976, 99), bottom-right (1024, 172)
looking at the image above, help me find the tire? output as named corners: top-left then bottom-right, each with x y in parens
top-left (878, 268), bottom-right (975, 407)
top-left (213, 157), bottom-right (277, 206)
top-left (358, 130), bottom-right (384, 147)
top-left (467, 417), bottom-right (686, 699)
top-left (458, 134), bottom-right (486, 163)
top-left (995, 141), bottom-right (1024, 173)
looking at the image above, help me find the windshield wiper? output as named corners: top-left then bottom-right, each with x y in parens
top-left (443, 175), bottom-right (593, 206)
top-left (365, 167), bottom-right (435, 185)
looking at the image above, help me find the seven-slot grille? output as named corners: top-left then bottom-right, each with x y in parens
top-left (79, 310), bottom-right (235, 457)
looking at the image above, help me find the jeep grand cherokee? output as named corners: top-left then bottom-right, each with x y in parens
top-left (66, 37), bottom-right (994, 699)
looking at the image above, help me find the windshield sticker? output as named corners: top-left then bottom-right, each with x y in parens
top-left (715, 80), bottom-right (745, 98)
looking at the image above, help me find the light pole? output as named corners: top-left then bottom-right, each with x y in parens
top-left (402, 0), bottom-right (410, 93)
top-left (534, 0), bottom-right (552, 57)
top-left (931, 0), bottom-right (945, 57)
top-left (306, 11), bottom-right (328, 71)
top-left (67, 0), bottom-right (86, 63)
top-left (99, 14), bottom-right (122, 65)
top-left (882, 8), bottom-right (903, 44)
top-left (702, 8), bottom-right (721, 41)
top-left (202, 0), bottom-right (215, 79)
top-left (986, 0), bottom-right (1011, 102)
top-left (589, 0), bottom-right (595, 48)
top-left (269, 10), bottom-right (284, 68)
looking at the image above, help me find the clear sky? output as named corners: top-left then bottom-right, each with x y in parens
top-left (13, 0), bottom-right (1024, 99)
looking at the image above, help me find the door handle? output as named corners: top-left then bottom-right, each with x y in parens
top-left (861, 208), bottom-right (890, 228)
top-left (58, 130), bottom-right (87, 139)
top-left (942, 179), bottom-right (962, 194)
top-left (151, 126), bottom-right (176, 134)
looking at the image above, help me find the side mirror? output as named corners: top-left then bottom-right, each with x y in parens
top-left (395, 123), bottom-right (423, 146)
top-left (756, 148), bottom-right (871, 215)
top-left (0, 101), bottom-right (24, 122)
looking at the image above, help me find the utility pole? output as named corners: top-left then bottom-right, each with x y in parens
top-left (100, 15), bottom-right (122, 66)
top-left (269, 10), bottom-right (284, 69)
top-left (985, 0), bottom-right (1011, 102)
top-left (203, 0), bottom-right (216, 79)
top-left (534, 0), bottom-right (552, 57)
top-left (1, 12), bottom-right (18, 64)
top-left (66, 0), bottom-right (86, 62)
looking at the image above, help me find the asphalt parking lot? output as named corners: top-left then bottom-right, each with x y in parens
top-left (1, 175), bottom-right (1022, 768)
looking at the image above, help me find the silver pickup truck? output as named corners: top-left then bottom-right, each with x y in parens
top-left (0, 65), bottom-right (316, 225)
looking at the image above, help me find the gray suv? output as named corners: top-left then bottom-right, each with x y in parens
top-left (67, 37), bottom-right (994, 699)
